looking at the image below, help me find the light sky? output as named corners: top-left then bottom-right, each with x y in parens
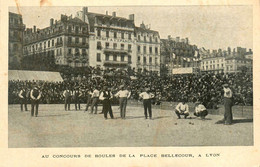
top-left (9, 6), bottom-right (253, 51)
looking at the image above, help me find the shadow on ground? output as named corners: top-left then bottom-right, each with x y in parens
top-left (37, 114), bottom-right (70, 117)
top-left (233, 119), bottom-right (253, 124)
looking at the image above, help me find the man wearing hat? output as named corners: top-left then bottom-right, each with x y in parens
top-left (18, 86), bottom-right (28, 112)
top-left (99, 86), bottom-right (114, 119)
top-left (73, 86), bottom-right (82, 111)
top-left (194, 101), bottom-right (208, 119)
top-left (139, 87), bottom-right (155, 119)
top-left (90, 86), bottom-right (100, 114)
top-left (63, 87), bottom-right (72, 111)
top-left (115, 85), bottom-right (131, 119)
top-left (222, 83), bottom-right (233, 125)
top-left (84, 88), bottom-right (93, 112)
top-left (30, 85), bottom-right (42, 117)
top-left (175, 99), bottom-right (190, 119)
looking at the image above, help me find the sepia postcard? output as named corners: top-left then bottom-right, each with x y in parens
top-left (0, 0), bottom-right (260, 166)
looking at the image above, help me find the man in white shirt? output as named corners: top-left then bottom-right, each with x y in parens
top-left (63, 87), bottom-right (71, 111)
top-left (99, 86), bottom-right (114, 119)
top-left (194, 101), bottom-right (208, 119)
top-left (115, 85), bottom-right (131, 119)
top-left (139, 87), bottom-right (155, 120)
top-left (90, 86), bottom-right (100, 114)
top-left (223, 83), bottom-right (233, 125)
top-left (175, 99), bottom-right (190, 119)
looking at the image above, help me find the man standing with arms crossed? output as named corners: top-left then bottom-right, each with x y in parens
top-left (115, 85), bottom-right (131, 119)
top-left (30, 85), bottom-right (42, 117)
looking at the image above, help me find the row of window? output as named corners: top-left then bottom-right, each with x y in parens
top-left (9, 17), bottom-right (22, 25)
top-left (97, 29), bottom-right (132, 39)
top-left (226, 60), bottom-right (251, 64)
top-left (9, 30), bottom-right (22, 38)
top-left (203, 59), bottom-right (251, 64)
top-left (68, 25), bottom-right (88, 33)
top-left (137, 35), bottom-right (158, 43)
top-left (137, 56), bottom-right (159, 64)
top-left (97, 42), bottom-right (132, 50)
top-left (96, 19), bottom-right (133, 28)
top-left (10, 43), bottom-right (21, 52)
top-left (25, 37), bottom-right (63, 52)
top-left (68, 48), bottom-right (87, 55)
top-left (68, 37), bottom-right (87, 44)
top-left (96, 53), bottom-right (131, 62)
top-left (27, 24), bottom-right (88, 43)
top-left (203, 64), bottom-right (224, 70)
top-left (202, 59), bottom-right (224, 64)
top-left (68, 62), bottom-right (87, 67)
top-left (137, 45), bottom-right (159, 54)
top-left (226, 66), bottom-right (234, 71)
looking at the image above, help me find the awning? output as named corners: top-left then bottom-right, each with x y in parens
top-left (8, 70), bottom-right (63, 82)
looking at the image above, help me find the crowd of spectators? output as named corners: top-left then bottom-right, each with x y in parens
top-left (8, 67), bottom-right (253, 108)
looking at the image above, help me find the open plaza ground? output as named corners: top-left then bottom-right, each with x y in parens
top-left (8, 103), bottom-right (253, 147)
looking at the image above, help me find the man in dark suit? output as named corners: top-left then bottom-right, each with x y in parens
top-left (85, 88), bottom-right (93, 112)
top-left (73, 87), bottom-right (82, 110)
top-left (18, 86), bottom-right (28, 112)
top-left (30, 85), bottom-right (42, 117)
top-left (99, 86), bottom-right (114, 120)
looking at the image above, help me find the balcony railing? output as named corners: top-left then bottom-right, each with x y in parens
top-left (55, 42), bottom-right (63, 47)
top-left (103, 48), bottom-right (131, 54)
top-left (103, 60), bottom-right (129, 66)
top-left (66, 53), bottom-right (88, 58)
top-left (67, 42), bottom-right (89, 48)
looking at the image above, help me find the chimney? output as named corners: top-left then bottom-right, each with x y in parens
top-left (50, 18), bottom-right (54, 26)
top-left (112, 12), bottom-right (116, 17)
top-left (140, 21), bottom-right (145, 29)
top-left (106, 11), bottom-right (108, 15)
top-left (185, 37), bottom-right (189, 44)
top-left (33, 25), bottom-right (36, 33)
top-left (55, 20), bottom-right (58, 24)
top-left (176, 37), bottom-right (180, 42)
top-left (61, 14), bottom-right (68, 21)
top-left (129, 14), bottom-right (134, 21)
top-left (83, 7), bottom-right (88, 14)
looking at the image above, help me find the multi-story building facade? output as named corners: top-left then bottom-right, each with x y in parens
top-left (76, 7), bottom-right (136, 70)
top-left (23, 14), bottom-right (89, 67)
top-left (225, 56), bottom-right (252, 73)
top-left (200, 47), bottom-right (253, 74)
top-left (20, 7), bottom-right (161, 73)
top-left (9, 12), bottom-right (25, 69)
top-left (76, 7), bottom-right (161, 73)
top-left (135, 23), bottom-right (160, 73)
top-left (200, 56), bottom-right (225, 74)
top-left (160, 36), bottom-right (199, 75)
